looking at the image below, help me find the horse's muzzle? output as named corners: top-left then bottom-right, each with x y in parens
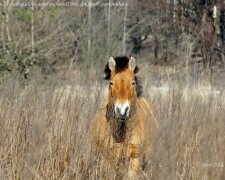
top-left (115, 106), bottom-right (130, 121)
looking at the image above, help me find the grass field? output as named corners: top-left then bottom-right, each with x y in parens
top-left (0, 77), bottom-right (225, 180)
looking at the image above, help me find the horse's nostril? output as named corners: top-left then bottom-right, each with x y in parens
top-left (125, 107), bottom-right (129, 114)
top-left (115, 102), bottom-right (130, 118)
top-left (116, 107), bottom-right (120, 115)
top-left (115, 106), bottom-right (130, 117)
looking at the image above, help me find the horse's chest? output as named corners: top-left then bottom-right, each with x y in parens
top-left (102, 132), bottom-right (144, 159)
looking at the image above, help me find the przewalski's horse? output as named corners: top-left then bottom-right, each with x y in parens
top-left (89, 56), bottom-right (158, 179)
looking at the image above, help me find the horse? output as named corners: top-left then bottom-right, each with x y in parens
top-left (89, 56), bottom-right (159, 179)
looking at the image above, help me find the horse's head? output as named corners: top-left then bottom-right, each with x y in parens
top-left (104, 56), bottom-right (142, 122)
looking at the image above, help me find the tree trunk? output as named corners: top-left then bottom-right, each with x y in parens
top-left (122, 0), bottom-right (128, 55)
top-left (31, 0), bottom-right (35, 56)
top-left (1, 9), bottom-right (5, 51)
top-left (180, 0), bottom-right (184, 33)
top-left (173, 0), bottom-right (177, 25)
top-left (5, 0), bottom-right (11, 43)
top-left (107, 0), bottom-right (111, 56)
top-left (213, 5), bottom-right (220, 35)
top-left (88, 0), bottom-right (92, 62)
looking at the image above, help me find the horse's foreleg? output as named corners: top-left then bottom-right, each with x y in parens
top-left (127, 144), bottom-right (140, 180)
top-left (127, 157), bottom-right (140, 180)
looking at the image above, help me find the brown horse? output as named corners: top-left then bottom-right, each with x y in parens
top-left (89, 56), bottom-right (158, 179)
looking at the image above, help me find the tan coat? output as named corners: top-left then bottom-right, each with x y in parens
top-left (89, 97), bottom-right (159, 179)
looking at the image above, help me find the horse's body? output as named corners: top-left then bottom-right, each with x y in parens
top-left (89, 56), bottom-right (158, 179)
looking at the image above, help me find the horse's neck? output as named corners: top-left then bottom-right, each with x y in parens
top-left (111, 121), bottom-right (126, 143)
top-left (109, 116), bottom-right (137, 143)
top-left (106, 102), bottom-right (138, 143)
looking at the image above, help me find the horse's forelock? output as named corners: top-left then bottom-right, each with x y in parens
top-left (104, 56), bottom-right (140, 79)
top-left (104, 56), bottom-right (129, 80)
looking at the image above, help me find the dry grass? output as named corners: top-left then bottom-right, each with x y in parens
top-left (0, 78), bottom-right (225, 180)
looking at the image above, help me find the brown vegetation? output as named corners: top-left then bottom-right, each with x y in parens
top-left (0, 0), bottom-right (224, 81)
top-left (0, 77), bottom-right (224, 179)
top-left (0, 1), bottom-right (224, 179)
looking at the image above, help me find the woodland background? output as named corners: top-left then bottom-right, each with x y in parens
top-left (0, 1), bottom-right (225, 180)
top-left (0, 0), bottom-right (224, 85)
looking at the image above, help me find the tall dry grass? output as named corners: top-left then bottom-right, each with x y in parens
top-left (0, 78), bottom-right (225, 180)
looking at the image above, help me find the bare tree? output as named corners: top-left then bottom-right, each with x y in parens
top-left (4, 0), bottom-right (12, 43)
top-left (88, 0), bottom-right (92, 62)
top-left (1, 7), bottom-right (6, 51)
top-left (107, 0), bottom-right (112, 56)
top-left (122, 0), bottom-right (128, 54)
top-left (31, 0), bottom-right (35, 57)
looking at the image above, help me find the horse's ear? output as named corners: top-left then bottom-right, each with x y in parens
top-left (108, 57), bottom-right (116, 71)
top-left (129, 57), bottom-right (136, 72)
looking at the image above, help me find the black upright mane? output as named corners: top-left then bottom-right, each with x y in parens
top-left (104, 56), bottom-right (142, 97)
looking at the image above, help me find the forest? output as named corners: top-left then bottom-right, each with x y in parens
top-left (0, 0), bottom-right (225, 179)
top-left (0, 0), bottom-right (224, 84)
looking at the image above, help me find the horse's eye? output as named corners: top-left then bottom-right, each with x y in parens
top-left (109, 82), bottom-right (113, 86)
top-left (132, 81), bottom-right (136, 86)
